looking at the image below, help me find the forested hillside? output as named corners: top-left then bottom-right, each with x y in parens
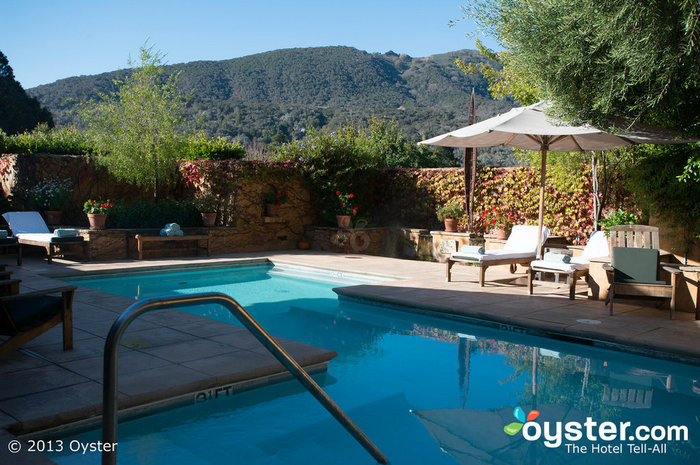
top-left (28, 46), bottom-right (517, 164)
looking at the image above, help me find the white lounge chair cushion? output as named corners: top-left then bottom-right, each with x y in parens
top-left (581, 230), bottom-right (609, 260)
top-left (16, 233), bottom-right (61, 243)
top-left (503, 225), bottom-right (549, 253)
top-left (2, 211), bottom-right (51, 234)
top-left (451, 225), bottom-right (549, 262)
top-left (530, 257), bottom-right (590, 272)
top-left (451, 250), bottom-right (536, 262)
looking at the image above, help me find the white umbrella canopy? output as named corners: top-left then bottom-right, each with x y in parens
top-left (420, 102), bottom-right (640, 151)
top-left (420, 102), bottom-right (694, 254)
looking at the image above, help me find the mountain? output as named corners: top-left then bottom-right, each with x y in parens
top-left (28, 46), bottom-right (516, 163)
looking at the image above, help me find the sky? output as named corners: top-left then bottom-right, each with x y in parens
top-left (1, 0), bottom-right (498, 89)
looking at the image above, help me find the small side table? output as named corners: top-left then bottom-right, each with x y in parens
top-left (0, 237), bottom-right (21, 265)
top-left (680, 266), bottom-right (700, 320)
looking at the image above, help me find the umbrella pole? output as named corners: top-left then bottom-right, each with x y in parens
top-left (537, 147), bottom-right (548, 258)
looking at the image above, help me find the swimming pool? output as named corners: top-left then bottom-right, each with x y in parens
top-left (49, 263), bottom-right (700, 464)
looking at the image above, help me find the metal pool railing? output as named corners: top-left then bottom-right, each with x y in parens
top-left (102, 292), bottom-right (389, 465)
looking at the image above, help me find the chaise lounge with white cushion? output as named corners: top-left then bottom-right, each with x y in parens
top-left (527, 230), bottom-right (609, 299)
top-left (2, 211), bottom-right (85, 263)
top-left (446, 225), bottom-right (550, 286)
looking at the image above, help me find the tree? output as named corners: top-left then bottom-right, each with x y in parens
top-left (0, 50), bottom-right (54, 134)
top-left (79, 45), bottom-right (187, 200)
top-left (463, 0), bottom-right (700, 179)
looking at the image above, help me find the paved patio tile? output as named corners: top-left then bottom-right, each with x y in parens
top-left (0, 365), bottom-right (90, 400)
top-left (115, 364), bottom-right (212, 398)
top-left (119, 326), bottom-right (200, 349)
top-left (23, 327), bottom-right (95, 349)
top-left (141, 338), bottom-right (239, 363)
top-left (61, 350), bottom-right (173, 382)
top-left (0, 351), bottom-right (51, 375)
top-left (0, 381), bottom-right (103, 432)
top-left (27, 336), bottom-right (120, 364)
top-left (175, 318), bottom-right (242, 338)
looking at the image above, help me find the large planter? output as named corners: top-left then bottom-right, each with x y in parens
top-left (87, 213), bottom-right (107, 230)
top-left (443, 218), bottom-right (457, 233)
top-left (43, 210), bottom-right (62, 226)
top-left (201, 212), bottom-right (217, 227)
top-left (336, 215), bottom-right (352, 228)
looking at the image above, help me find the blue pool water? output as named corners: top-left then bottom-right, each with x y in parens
top-left (49, 264), bottom-right (700, 465)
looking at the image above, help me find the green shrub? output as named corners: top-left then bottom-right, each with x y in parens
top-left (598, 209), bottom-right (638, 236)
top-left (183, 132), bottom-right (246, 160)
top-left (0, 125), bottom-right (93, 155)
top-left (275, 126), bottom-right (384, 224)
top-left (106, 199), bottom-right (201, 228)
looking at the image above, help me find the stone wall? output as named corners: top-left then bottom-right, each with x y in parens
top-left (308, 226), bottom-right (432, 260)
top-left (0, 153), bottom-right (316, 254)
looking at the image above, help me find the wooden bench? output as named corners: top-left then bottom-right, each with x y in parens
top-left (134, 234), bottom-right (210, 260)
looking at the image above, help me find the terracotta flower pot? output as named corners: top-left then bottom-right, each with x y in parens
top-left (443, 218), bottom-right (457, 232)
top-left (201, 212), bottom-right (216, 227)
top-left (87, 213), bottom-right (107, 230)
top-left (336, 215), bottom-right (351, 228)
top-left (44, 210), bottom-right (62, 226)
top-left (265, 203), bottom-right (278, 217)
top-left (491, 228), bottom-right (507, 240)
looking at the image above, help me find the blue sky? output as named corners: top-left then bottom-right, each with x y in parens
top-left (1, 0), bottom-right (497, 89)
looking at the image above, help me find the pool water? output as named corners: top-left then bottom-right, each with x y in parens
top-left (50, 264), bottom-right (700, 465)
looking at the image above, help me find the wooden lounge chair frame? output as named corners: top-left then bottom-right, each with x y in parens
top-left (528, 230), bottom-right (609, 300)
top-left (448, 256), bottom-right (536, 286)
top-left (0, 285), bottom-right (76, 357)
top-left (447, 225), bottom-right (549, 286)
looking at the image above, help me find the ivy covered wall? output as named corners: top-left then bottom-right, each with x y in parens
top-left (1, 153), bottom-right (628, 246)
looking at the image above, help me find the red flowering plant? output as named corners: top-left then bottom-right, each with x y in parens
top-left (83, 200), bottom-right (114, 214)
top-left (335, 191), bottom-right (358, 215)
top-left (480, 206), bottom-right (515, 233)
top-left (263, 189), bottom-right (288, 206)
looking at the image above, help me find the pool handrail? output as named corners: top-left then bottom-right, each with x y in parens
top-left (102, 292), bottom-right (389, 465)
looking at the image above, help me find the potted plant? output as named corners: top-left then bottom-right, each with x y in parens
top-left (437, 203), bottom-right (464, 232)
top-left (29, 178), bottom-right (72, 225)
top-left (83, 200), bottom-right (114, 230)
top-left (481, 207), bottom-right (514, 239)
top-left (194, 192), bottom-right (220, 227)
top-left (335, 191), bottom-right (357, 228)
top-left (599, 209), bottom-right (638, 253)
top-left (263, 189), bottom-right (288, 217)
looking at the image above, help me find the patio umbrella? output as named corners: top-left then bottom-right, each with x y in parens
top-left (419, 102), bottom-right (693, 254)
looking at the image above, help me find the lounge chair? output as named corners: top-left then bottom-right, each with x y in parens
top-left (527, 230), bottom-right (609, 299)
top-left (446, 225), bottom-right (550, 286)
top-left (604, 247), bottom-right (681, 319)
top-left (2, 211), bottom-right (85, 263)
top-left (0, 283), bottom-right (77, 357)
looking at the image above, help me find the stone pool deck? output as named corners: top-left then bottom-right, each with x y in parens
top-left (1, 250), bottom-right (699, 464)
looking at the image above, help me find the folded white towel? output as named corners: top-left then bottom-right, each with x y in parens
top-left (544, 252), bottom-right (571, 264)
top-left (460, 245), bottom-right (485, 255)
top-left (53, 228), bottom-right (78, 238)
